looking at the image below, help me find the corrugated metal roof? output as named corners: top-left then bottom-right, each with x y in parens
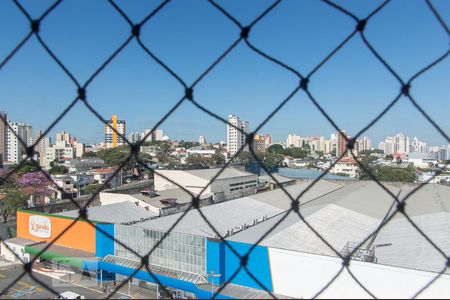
top-left (184, 167), bottom-right (256, 181)
top-left (138, 197), bottom-right (283, 237)
top-left (374, 211), bottom-right (450, 274)
top-left (56, 201), bottom-right (157, 223)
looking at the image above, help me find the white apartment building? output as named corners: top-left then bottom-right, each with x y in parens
top-left (286, 134), bottom-right (302, 148)
top-left (128, 132), bottom-right (141, 143)
top-left (411, 137), bottom-right (427, 153)
top-left (105, 115), bottom-right (126, 148)
top-left (154, 129), bottom-right (164, 141)
top-left (199, 135), bottom-right (206, 144)
top-left (310, 136), bottom-right (332, 154)
top-left (379, 133), bottom-right (409, 155)
top-left (42, 141), bottom-right (74, 169)
top-left (227, 115), bottom-right (249, 156)
top-left (356, 136), bottom-right (372, 152)
top-left (7, 122), bottom-right (32, 163)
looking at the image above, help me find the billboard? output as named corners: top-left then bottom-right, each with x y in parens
top-left (29, 215), bottom-right (51, 238)
top-left (17, 211), bottom-right (96, 254)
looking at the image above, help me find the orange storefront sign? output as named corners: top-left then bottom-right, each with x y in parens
top-left (17, 211), bottom-right (96, 254)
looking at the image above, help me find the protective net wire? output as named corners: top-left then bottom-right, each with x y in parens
top-left (0, 0), bottom-right (449, 298)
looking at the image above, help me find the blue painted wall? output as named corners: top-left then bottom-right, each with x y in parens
top-left (95, 223), bottom-right (115, 258)
top-left (223, 241), bottom-right (273, 292)
top-left (206, 239), bottom-right (226, 284)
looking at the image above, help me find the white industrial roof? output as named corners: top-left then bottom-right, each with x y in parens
top-left (138, 197), bottom-right (284, 237)
top-left (226, 181), bottom-right (450, 274)
top-left (183, 167), bottom-right (256, 181)
top-left (56, 201), bottom-right (158, 223)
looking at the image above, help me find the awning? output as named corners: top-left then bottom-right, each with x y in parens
top-left (24, 243), bottom-right (97, 269)
top-left (102, 255), bottom-right (209, 285)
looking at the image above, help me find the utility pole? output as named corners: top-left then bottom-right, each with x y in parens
top-left (205, 271), bottom-right (221, 298)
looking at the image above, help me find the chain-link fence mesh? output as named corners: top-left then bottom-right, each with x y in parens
top-left (0, 0), bottom-right (449, 298)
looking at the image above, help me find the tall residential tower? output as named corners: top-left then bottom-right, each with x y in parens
top-left (105, 115), bottom-right (126, 148)
top-left (227, 115), bottom-right (249, 156)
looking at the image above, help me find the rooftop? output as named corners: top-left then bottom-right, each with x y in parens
top-left (137, 196), bottom-right (283, 237)
top-left (131, 188), bottom-right (194, 209)
top-left (55, 201), bottom-right (157, 223)
top-left (227, 181), bottom-right (450, 274)
top-left (4, 237), bottom-right (42, 246)
top-left (179, 167), bottom-right (256, 181)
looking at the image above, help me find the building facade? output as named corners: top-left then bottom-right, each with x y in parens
top-left (0, 112), bottom-right (7, 165)
top-left (227, 115), bottom-right (249, 156)
top-left (105, 115), bottom-right (126, 148)
top-left (7, 122), bottom-right (32, 163)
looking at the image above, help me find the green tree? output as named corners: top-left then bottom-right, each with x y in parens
top-left (258, 152), bottom-right (284, 169)
top-left (360, 166), bottom-right (415, 182)
top-left (82, 151), bottom-right (97, 157)
top-left (185, 155), bottom-right (210, 169)
top-left (49, 160), bottom-right (68, 174)
top-left (211, 152), bottom-right (225, 166)
top-left (9, 160), bottom-right (40, 176)
top-left (234, 151), bottom-right (254, 166)
top-left (84, 184), bottom-right (103, 195)
top-left (289, 147), bottom-right (308, 158)
top-left (2, 188), bottom-right (28, 222)
top-left (268, 144), bottom-right (287, 155)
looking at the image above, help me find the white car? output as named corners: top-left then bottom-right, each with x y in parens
top-left (55, 291), bottom-right (85, 299)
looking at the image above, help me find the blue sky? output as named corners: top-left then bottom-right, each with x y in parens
top-left (0, 0), bottom-right (449, 145)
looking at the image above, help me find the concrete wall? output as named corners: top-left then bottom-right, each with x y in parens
top-left (154, 170), bottom-right (210, 197)
top-left (268, 247), bottom-right (450, 299)
top-left (1, 241), bottom-right (31, 263)
top-left (210, 175), bottom-right (257, 200)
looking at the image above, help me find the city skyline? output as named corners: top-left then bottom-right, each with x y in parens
top-left (2, 109), bottom-right (449, 150)
top-left (1, 0), bottom-right (449, 146)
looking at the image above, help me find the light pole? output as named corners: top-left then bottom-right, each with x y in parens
top-left (205, 271), bottom-right (221, 298)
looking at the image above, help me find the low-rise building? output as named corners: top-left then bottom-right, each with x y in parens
top-left (64, 158), bottom-right (105, 173)
top-left (329, 157), bottom-right (359, 178)
top-left (154, 167), bottom-right (258, 202)
top-left (52, 175), bottom-right (77, 199)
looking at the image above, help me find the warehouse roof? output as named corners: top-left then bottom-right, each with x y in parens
top-left (226, 181), bottom-right (450, 274)
top-left (131, 188), bottom-right (194, 208)
top-left (138, 197), bottom-right (284, 237)
top-left (183, 167), bottom-right (256, 181)
top-left (56, 201), bottom-right (157, 223)
top-left (248, 180), bottom-right (344, 210)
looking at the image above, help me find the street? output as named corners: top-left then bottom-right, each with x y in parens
top-left (0, 264), bottom-right (157, 299)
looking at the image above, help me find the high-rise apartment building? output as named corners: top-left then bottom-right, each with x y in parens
top-left (105, 115), bottom-right (126, 148)
top-left (286, 134), bottom-right (302, 148)
top-left (411, 137), bottom-right (427, 153)
top-left (199, 135), bottom-right (206, 144)
top-left (263, 134), bottom-right (272, 148)
top-left (43, 141), bottom-right (74, 169)
top-left (56, 131), bottom-right (71, 145)
top-left (336, 130), bottom-right (348, 157)
top-left (379, 133), bottom-right (410, 155)
top-left (0, 112), bottom-right (7, 165)
top-left (153, 129), bottom-right (164, 141)
top-left (227, 115), bottom-right (249, 156)
top-left (7, 122), bottom-right (32, 163)
top-left (252, 134), bottom-right (266, 153)
top-left (394, 133), bottom-right (409, 154)
top-left (356, 137), bottom-right (372, 152)
top-left (128, 132), bottom-right (141, 144)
